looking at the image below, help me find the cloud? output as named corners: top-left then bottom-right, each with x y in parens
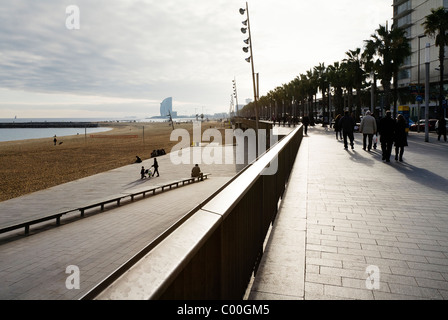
top-left (0, 0), bottom-right (392, 118)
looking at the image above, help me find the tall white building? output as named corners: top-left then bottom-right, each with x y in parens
top-left (393, 0), bottom-right (448, 118)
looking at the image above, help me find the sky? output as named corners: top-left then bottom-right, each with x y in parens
top-left (0, 0), bottom-right (393, 119)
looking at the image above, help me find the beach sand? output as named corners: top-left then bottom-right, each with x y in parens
top-left (0, 120), bottom-right (227, 202)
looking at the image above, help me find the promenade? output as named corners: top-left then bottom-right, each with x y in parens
top-left (0, 146), bottom-right (240, 299)
top-left (1, 124), bottom-right (447, 300)
top-left (249, 125), bottom-right (448, 300)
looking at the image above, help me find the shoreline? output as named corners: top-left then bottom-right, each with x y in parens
top-left (0, 121), bottom-right (224, 202)
top-left (0, 122), bottom-right (101, 128)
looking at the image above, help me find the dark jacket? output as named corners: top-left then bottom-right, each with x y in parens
top-left (438, 118), bottom-right (447, 134)
top-left (334, 115), bottom-right (342, 131)
top-left (394, 120), bottom-right (408, 147)
top-left (339, 114), bottom-right (355, 133)
top-left (302, 116), bottom-right (310, 126)
top-left (379, 115), bottom-right (395, 143)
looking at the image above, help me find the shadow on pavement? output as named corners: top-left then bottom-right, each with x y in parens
top-left (391, 161), bottom-right (448, 194)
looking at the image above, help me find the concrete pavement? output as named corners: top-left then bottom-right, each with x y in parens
top-left (2, 124), bottom-right (447, 300)
top-left (249, 124), bottom-right (448, 300)
top-left (0, 146), bottom-right (240, 299)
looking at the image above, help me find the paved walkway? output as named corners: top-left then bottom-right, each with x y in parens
top-left (2, 125), bottom-right (447, 300)
top-left (0, 146), bottom-right (240, 299)
top-left (249, 125), bottom-right (448, 300)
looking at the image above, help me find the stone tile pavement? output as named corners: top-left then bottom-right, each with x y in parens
top-left (250, 124), bottom-right (448, 300)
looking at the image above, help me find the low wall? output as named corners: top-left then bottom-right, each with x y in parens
top-left (82, 125), bottom-right (303, 300)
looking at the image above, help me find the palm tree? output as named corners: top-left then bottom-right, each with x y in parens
top-left (362, 44), bottom-right (382, 115)
top-left (422, 6), bottom-right (448, 115)
top-left (364, 24), bottom-right (410, 117)
top-left (327, 61), bottom-right (346, 117)
top-left (390, 26), bottom-right (411, 118)
top-left (314, 63), bottom-right (329, 125)
top-left (344, 48), bottom-right (366, 120)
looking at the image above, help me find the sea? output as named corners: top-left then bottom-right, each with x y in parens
top-left (0, 117), bottom-right (198, 142)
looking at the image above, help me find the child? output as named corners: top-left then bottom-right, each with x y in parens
top-left (140, 166), bottom-right (146, 179)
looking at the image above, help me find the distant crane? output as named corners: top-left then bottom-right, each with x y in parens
top-left (167, 111), bottom-right (174, 130)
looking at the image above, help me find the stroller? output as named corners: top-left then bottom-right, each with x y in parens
top-left (141, 167), bottom-right (152, 179)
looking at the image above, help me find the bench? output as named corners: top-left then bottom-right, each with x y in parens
top-left (0, 173), bottom-right (211, 236)
top-left (0, 209), bottom-right (76, 236)
top-left (78, 194), bottom-right (130, 217)
top-left (128, 173), bottom-right (210, 201)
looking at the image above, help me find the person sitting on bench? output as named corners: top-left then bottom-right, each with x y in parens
top-left (191, 164), bottom-right (203, 180)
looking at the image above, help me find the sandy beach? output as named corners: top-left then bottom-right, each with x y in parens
top-left (0, 120), bottom-right (226, 202)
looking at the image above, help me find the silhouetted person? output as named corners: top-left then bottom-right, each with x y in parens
top-left (394, 114), bottom-right (408, 162)
top-left (151, 158), bottom-right (159, 177)
top-left (334, 114), bottom-right (342, 140)
top-left (302, 115), bottom-right (310, 135)
top-left (437, 116), bottom-right (447, 142)
top-left (135, 156), bottom-right (142, 163)
top-left (379, 110), bottom-right (395, 162)
top-left (339, 111), bottom-right (355, 150)
top-left (191, 164), bottom-right (203, 180)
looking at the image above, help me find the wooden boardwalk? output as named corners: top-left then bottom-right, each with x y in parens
top-left (0, 146), bottom-right (240, 299)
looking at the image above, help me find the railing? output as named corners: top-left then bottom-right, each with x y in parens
top-left (81, 125), bottom-right (303, 300)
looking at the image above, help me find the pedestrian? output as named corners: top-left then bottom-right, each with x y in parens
top-left (437, 116), bottom-right (447, 142)
top-left (394, 114), bottom-right (408, 162)
top-left (302, 114), bottom-right (310, 135)
top-left (191, 164), bottom-right (203, 180)
top-left (135, 156), bottom-right (142, 163)
top-left (53, 135), bottom-right (57, 146)
top-left (334, 114), bottom-right (343, 140)
top-left (140, 166), bottom-right (146, 179)
top-left (151, 157), bottom-right (159, 177)
top-left (339, 111), bottom-right (355, 150)
top-left (378, 110), bottom-right (395, 162)
top-left (359, 110), bottom-right (377, 151)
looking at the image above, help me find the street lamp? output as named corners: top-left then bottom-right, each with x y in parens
top-left (417, 34), bottom-right (426, 133)
top-left (240, 2), bottom-right (259, 143)
top-left (425, 42), bottom-right (430, 142)
top-left (233, 78), bottom-right (239, 117)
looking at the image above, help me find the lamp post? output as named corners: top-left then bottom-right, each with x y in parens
top-left (425, 42), bottom-right (430, 142)
top-left (240, 2), bottom-right (259, 144)
top-left (417, 34), bottom-right (426, 133)
top-left (233, 77), bottom-right (239, 117)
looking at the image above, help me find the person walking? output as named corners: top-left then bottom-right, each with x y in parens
top-left (151, 157), bottom-right (160, 177)
top-left (302, 114), bottom-right (310, 135)
top-left (339, 111), bottom-right (355, 150)
top-left (359, 110), bottom-right (377, 151)
top-left (437, 116), bottom-right (447, 142)
top-left (334, 114), bottom-right (343, 140)
top-left (378, 110), bottom-right (395, 163)
top-left (394, 114), bottom-right (408, 162)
